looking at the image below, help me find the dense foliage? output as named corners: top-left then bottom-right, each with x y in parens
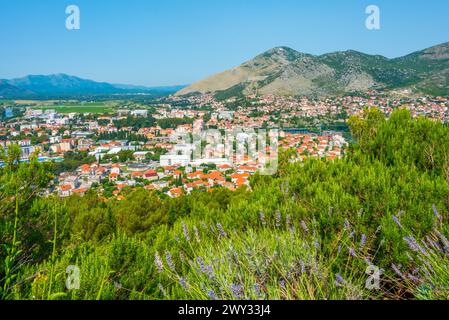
top-left (1, 108), bottom-right (449, 300)
top-left (54, 151), bottom-right (97, 174)
top-left (157, 117), bottom-right (194, 129)
top-left (113, 115), bottom-right (156, 130)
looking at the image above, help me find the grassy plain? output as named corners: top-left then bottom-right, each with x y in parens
top-left (32, 102), bottom-right (116, 114)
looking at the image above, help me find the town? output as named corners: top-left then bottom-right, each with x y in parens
top-left (1, 92), bottom-right (449, 199)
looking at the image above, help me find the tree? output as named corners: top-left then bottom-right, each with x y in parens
top-left (112, 189), bottom-right (167, 235)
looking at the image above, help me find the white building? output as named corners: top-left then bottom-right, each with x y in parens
top-left (131, 109), bottom-right (148, 117)
top-left (160, 154), bottom-right (190, 166)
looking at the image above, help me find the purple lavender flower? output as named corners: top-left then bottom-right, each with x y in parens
top-left (154, 251), bottom-right (163, 273)
top-left (299, 260), bottom-right (306, 274)
top-left (407, 273), bottom-right (421, 283)
top-left (432, 204), bottom-right (442, 220)
top-left (279, 280), bottom-right (286, 290)
top-left (348, 247), bottom-right (356, 257)
top-left (403, 236), bottom-right (427, 255)
top-left (178, 276), bottom-right (188, 290)
top-left (208, 289), bottom-right (217, 300)
top-left (195, 256), bottom-right (214, 279)
top-left (182, 222), bottom-right (190, 241)
top-left (253, 283), bottom-right (261, 297)
top-left (391, 264), bottom-right (406, 280)
top-left (434, 229), bottom-right (449, 248)
top-left (158, 283), bottom-right (167, 297)
top-left (392, 216), bottom-right (403, 229)
top-left (216, 223), bottom-right (227, 237)
top-left (259, 211), bottom-right (266, 226)
top-left (344, 219), bottom-right (351, 231)
top-left (300, 220), bottom-right (309, 233)
top-left (275, 210), bottom-right (282, 228)
top-left (426, 236), bottom-right (443, 253)
top-left (335, 273), bottom-right (347, 287)
top-left (205, 265), bottom-right (215, 279)
top-left (420, 239), bottom-right (431, 254)
top-left (193, 225), bottom-right (200, 242)
top-left (286, 214), bottom-right (291, 227)
top-left (197, 256), bottom-right (206, 272)
top-left (359, 234), bottom-right (367, 251)
top-left (165, 251), bottom-right (175, 271)
top-left (230, 284), bottom-right (243, 299)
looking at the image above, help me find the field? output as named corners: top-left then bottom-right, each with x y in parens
top-left (33, 102), bottom-right (116, 114)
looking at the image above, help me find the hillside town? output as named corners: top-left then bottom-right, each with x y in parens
top-left (2, 92), bottom-right (449, 199)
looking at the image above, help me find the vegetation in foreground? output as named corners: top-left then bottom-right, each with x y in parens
top-left (1, 108), bottom-right (449, 300)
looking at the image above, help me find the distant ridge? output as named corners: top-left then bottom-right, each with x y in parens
top-left (176, 42), bottom-right (449, 98)
top-left (0, 74), bottom-right (187, 98)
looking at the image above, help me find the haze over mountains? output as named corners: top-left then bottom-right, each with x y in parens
top-left (0, 74), bottom-right (186, 98)
top-left (176, 42), bottom-right (449, 99)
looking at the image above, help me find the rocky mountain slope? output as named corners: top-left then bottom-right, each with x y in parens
top-left (176, 42), bottom-right (449, 98)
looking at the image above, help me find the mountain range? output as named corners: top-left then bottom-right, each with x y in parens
top-left (3, 42), bottom-right (449, 100)
top-left (0, 74), bottom-right (186, 98)
top-left (176, 42), bottom-right (449, 99)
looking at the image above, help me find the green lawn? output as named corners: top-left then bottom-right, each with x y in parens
top-left (33, 102), bottom-right (115, 114)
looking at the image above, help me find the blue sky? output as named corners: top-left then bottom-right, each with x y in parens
top-left (0, 0), bottom-right (448, 86)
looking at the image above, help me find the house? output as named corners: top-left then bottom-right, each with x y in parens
top-left (144, 170), bottom-right (158, 181)
top-left (133, 151), bottom-right (148, 162)
top-left (111, 164), bottom-right (121, 175)
top-left (60, 184), bottom-right (73, 197)
top-left (109, 172), bottom-right (119, 181)
top-left (79, 164), bottom-right (92, 175)
top-left (230, 172), bottom-right (250, 182)
top-left (116, 183), bottom-right (128, 190)
top-left (167, 187), bottom-right (183, 198)
top-left (173, 170), bottom-right (182, 179)
top-left (73, 188), bottom-right (88, 196)
top-left (218, 164), bottom-right (232, 172)
top-left (131, 171), bottom-right (144, 178)
top-left (237, 165), bottom-right (257, 174)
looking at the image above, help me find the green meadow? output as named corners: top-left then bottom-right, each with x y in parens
top-left (33, 102), bottom-right (116, 114)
